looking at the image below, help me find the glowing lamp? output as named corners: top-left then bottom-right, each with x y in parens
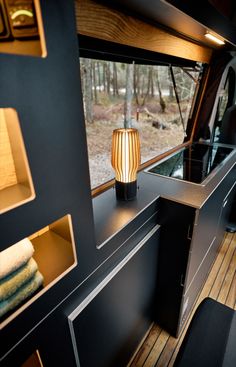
top-left (111, 128), bottom-right (140, 201)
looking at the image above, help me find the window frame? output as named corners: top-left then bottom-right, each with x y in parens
top-left (78, 37), bottom-right (207, 197)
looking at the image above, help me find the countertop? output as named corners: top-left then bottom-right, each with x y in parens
top-left (93, 143), bottom-right (236, 247)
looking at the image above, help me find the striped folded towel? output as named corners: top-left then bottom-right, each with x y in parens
top-left (0, 238), bottom-right (34, 280)
top-left (0, 271), bottom-right (44, 318)
top-left (0, 258), bottom-right (38, 301)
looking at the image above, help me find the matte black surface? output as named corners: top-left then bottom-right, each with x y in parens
top-left (78, 35), bottom-right (198, 67)
top-left (174, 298), bottom-right (236, 367)
top-left (71, 227), bottom-right (160, 367)
top-left (115, 180), bottom-right (137, 201)
top-left (155, 200), bottom-right (196, 336)
top-left (0, 0), bottom-right (97, 356)
top-left (183, 165), bottom-right (236, 295)
top-left (219, 104), bottom-right (236, 145)
top-left (155, 164), bottom-right (236, 336)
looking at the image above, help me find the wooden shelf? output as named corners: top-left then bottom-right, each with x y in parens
top-left (0, 0), bottom-right (47, 58)
top-left (0, 108), bottom-right (35, 214)
top-left (31, 216), bottom-right (77, 286)
top-left (0, 215), bottom-right (77, 328)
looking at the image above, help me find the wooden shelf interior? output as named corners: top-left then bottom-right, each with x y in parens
top-left (0, 108), bottom-right (35, 214)
top-left (30, 214), bottom-right (77, 286)
top-left (0, 214), bottom-right (77, 328)
top-left (0, 0), bottom-right (47, 57)
top-left (21, 350), bottom-right (44, 367)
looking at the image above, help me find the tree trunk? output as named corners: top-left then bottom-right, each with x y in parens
top-left (150, 67), bottom-right (154, 97)
top-left (134, 64), bottom-right (140, 106)
top-left (156, 71), bottom-right (166, 113)
top-left (79, 59), bottom-right (85, 96)
top-left (168, 67), bottom-right (174, 100)
top-left (124, 63), bottom-right (133, 128)
top-left (84, 58), bottom-right (93, 123)
top-left (106, 62), bottom-right (111, 95)
top-left (92, 61), bottom-right (98, 104)
top-left (97, 61), bottom-right (101, 92)
top-left (141, 66), bottom-right (152, 106)
top-left (103, 61), bottom-right (106, 92)
top-left (113, 63), bottom-right (119, 96)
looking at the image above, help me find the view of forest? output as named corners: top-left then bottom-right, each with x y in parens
top-left (79, 59), bottom-right (202, 188)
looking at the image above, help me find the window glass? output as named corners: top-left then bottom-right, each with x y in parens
top-left (218, 78), bottom-right (229, 121)
top-left (79, 59), bottom-right (202, 189)
top-left (213, 77), bottom-right (229, 142)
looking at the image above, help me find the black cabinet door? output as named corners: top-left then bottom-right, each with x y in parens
top-left (68, 225), bottom-right (160, 367)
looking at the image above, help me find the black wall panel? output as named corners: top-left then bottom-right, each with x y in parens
top-left (0, 0), bottom-right (100, 357)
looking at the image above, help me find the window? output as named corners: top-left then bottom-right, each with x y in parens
top-left (212, 66), bottom-right (236, 142)
top-left (80, 58), bottom-right (202, 189)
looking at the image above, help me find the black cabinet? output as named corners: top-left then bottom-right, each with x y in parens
top-left (67, 224), bottom-right (160, 367)
top-left (156, 164), bottom-right (236, 336)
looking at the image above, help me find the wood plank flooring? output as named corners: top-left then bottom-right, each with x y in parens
top-left (128, 232), bottom-right (236, 367)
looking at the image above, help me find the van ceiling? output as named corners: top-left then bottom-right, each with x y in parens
top-left (99, 0), bottom-right (236, 49)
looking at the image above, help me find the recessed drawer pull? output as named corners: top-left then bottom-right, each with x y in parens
top-left (180, 274), bottom-right (185, 287)
top-left (187, 224), bottom-right (192, 240)
top-left (223, 199), bottom-right (228, 208)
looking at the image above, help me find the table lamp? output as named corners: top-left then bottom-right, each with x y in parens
top-left (111, 128), bottom-right (140, 200)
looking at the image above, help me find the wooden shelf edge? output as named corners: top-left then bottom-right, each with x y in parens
top-left (0, 220), bottom-right (77, 329)
top-left (0, 183), bottom-right (35, 215)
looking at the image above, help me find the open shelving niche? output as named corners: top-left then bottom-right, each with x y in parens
top-left (0, 0), bottom-right (47, 57)
top-left (0, 108), bottom-right (35, 214)
top-left (0, 214), bottom-right (77, 329)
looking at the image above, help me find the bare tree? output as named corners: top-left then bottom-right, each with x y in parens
top-left (92, 60), bottom-right (98, 104)
top-left (106, 62), bottom-right (111, 95)
top-left (134, 65), bottom-right (154, 107)
top-left (83, 58), bottom-right (93, 123)
top-left (97, 61), bottom-right (101, 91)
top-left (113, 63), bottom-right (119, 96)
top-left (133, 64), bottom-right (140, 105)
top-left (124, 63), bottom-right (133, 128)
top-left (168, 67), bottom-right (174, 100)
top-left (156, 69), bottom-right (166, 113)
top-left (103, 61), bottom-right (106, 92)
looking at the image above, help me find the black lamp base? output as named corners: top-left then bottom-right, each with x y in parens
top-left (115, 180), bottom-right (137, 201)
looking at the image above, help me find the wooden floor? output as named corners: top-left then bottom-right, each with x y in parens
top-left (128, 231), bottom-right (236, 367)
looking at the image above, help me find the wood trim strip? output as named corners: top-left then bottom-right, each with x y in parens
top-left (91, 141), bottom-right (190, 198)
top-left (75, 0), bottom-right (212, 64)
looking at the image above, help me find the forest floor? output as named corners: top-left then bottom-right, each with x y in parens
top-left (85, 99), bottom-right (186, 188)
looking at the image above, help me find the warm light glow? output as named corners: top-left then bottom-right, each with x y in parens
top-left (111, 128), bottom-right (140, 183)
top-left (204, 33), bottom-right (225, 45)
top-left (11, 10), bottom-right (34, 19)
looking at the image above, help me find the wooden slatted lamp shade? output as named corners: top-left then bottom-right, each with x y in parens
top-left (111, 128), bottom-right (140, 200)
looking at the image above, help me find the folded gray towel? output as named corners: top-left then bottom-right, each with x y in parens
top-left (0, 271), bottom-right (44, 318)
top-left (0, 238), bottom-right (34, 279)
top-left (0, 258), bottom-right (38, 301)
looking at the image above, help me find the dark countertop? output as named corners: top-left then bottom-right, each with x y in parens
top-left (93, 143), bottom-right (236, 247)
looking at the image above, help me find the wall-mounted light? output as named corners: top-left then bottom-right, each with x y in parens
top-left (111, 128), bottom-right (140, 201)
top-left (204, 32), bottom-right (225, 45)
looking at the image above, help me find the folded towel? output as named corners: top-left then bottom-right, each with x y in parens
top-left (0, 238), bottom-right (34, 279)
top-left (0, 271), bottom-right (44, 318)
top-left (0, 258), bottom-right (38, 301)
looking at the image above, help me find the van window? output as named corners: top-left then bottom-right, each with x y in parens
top-left (79, 59), bottom-right (202, 189)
